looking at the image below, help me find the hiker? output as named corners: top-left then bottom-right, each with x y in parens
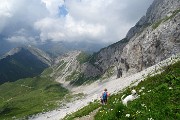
top-left (100, 88), bottom-right (110, 105)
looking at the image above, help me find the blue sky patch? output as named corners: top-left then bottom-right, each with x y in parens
top-left (59, 5), bottom-right (68, 17)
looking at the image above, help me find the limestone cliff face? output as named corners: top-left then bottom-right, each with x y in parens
top-left (90, 38), bottom-right (129, 73)
top-left (86, 0), bottom-right (180, 77)
top-left (120, 0), bottom-right (180, 75)
top-left (126, 0), bottom-right (180, 40)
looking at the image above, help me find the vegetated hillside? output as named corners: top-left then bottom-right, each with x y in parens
top-left (63, 60), bottom-right (180, 120)
top-left (0, 46), bottom-right (52, 84)
top-left (0, 68), bottom-right (68, 120)
top-left (65, 0), bottom-right (180, 86)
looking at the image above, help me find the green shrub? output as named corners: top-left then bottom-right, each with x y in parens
top-left (152, 9), bottom-right (180, 30)
top-left (76, 52), bottom-right (91, 64)
top-left (65, 71), bottom-right (80, 81)
top-left (63, 101), bottom-right (100, 120)
top-left (152, 19), bottom-right (164, 29)
top-left (69, 74), bottom-right (100, 86)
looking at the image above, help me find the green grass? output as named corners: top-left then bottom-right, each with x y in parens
top-left (65, 71), bottom-right (81, 81)
top-left (69, 73), bottom-right (100, 86)
top-left (41, 67), bottom-right (53, 77)
top-left (63, 101), bottom-right (100, 120)
top-left (164, 9), bottom-right (180, 22)
top-left (66, 70), bottom-right (101, 86)
top-left (101, 66), bottom-right (115, 80)
top-left (63, 60), bottom-right (180, 120)
top-left (152, 19), bottom-right (164, 30)
top-left (95, 60), bottom-right (180, 120)
top-left (56, 61), bottom-right (67, 72)
top-left (76, 52), bottom-right (91, 64)
top-left (152, 9), bottom-right (180, 29)
top-left (0, 76), bottom-right (68, 120)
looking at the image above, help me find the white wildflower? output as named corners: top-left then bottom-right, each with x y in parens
top-left (141, 104), bottom-right (146, 107)
top-left (141, 87), bottom-right (145, 90)
top-left (148, 118), bottom-right (154, 120)
top-left (139, 89), bottom-right (143, 92)
top-left (148, 90), bottom-right (151, 92)
top-left (125, 114), bottom-right (130, 117)
top-left (136, 110), bottom-right (140, 114)
top-left (169, 87), bottom-right (173, 90)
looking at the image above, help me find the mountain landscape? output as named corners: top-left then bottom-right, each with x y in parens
top-left (0, 39), bottom-right (107, 58)
top-left (0, 46), bottom-right (52, 84)
top-left (50, 0), bottom-right (180, 87)
top-left (0, 0), bottom-right (180, 120)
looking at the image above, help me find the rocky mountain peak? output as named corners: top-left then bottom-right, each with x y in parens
top-left (126, 0), bottom-right (180, 40)
top-left (26, 45), bottom-right (53, 66)
top-left (145, 0), bottom-right (180, 23)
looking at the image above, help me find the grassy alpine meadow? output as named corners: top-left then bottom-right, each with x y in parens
top-left (63, 60), bottom-right (180, 120)
top-left (95, 60), bottom-right (180, 120)
top-left (0, 75), bottom-right (68, 120)
top-left (63, 101), bottom-right (100, 120)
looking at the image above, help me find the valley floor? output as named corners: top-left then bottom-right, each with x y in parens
top-left (30, 54), bottom-right (179, 120)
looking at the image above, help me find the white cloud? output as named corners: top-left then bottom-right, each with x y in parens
top-left (0, 0), bottom-right (153, 44)
top-left (6, 28), bottom-right (37, 44)
top-left (35, 0), bottom-right (153, 44)
top-left (35, 15), bottom-right (106, 42)
top-left (41, 0), bottom-right (64, 16)
top-left (7, 36), bottom-right (36, 44)
top-left (0, 1), bottom-right (12, 17)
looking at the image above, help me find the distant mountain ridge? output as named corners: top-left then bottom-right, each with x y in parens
top-left (0, 46), bottom-right (53, 84)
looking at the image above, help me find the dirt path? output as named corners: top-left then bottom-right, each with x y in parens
top-left (74, 108), bottom-right (100, 120)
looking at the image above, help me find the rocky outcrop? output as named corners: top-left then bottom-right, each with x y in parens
top-left (120, 0), bottom-right (180, 75)
top-left (90, 38), bottom-right (129, 74)
top-left (84, 0), bottom-right (180, 78)
top-left (26, 45), bottom-right (53, 66)
top-left (126, 0), bottom-right (180, 40)
top-left (53, 51), bottom-right (102, 85)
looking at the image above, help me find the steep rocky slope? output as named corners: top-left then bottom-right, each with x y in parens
top-left (47, 50), bottom-right (101, 87)
top-left (83, 0), bottom-right (180, 78)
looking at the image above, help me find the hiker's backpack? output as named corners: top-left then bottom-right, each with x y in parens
top-left (103, 92), bottom-right (107, 100)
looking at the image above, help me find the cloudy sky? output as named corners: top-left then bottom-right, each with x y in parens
top-left (0, 0), bottom-right (153, 45)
